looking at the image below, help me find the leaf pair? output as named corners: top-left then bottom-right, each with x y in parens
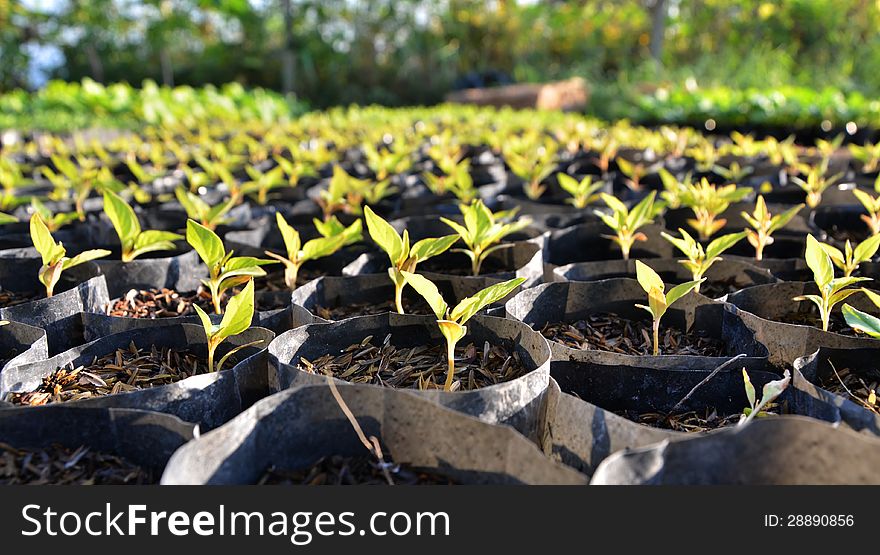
top-left (193, 280), bottom-right (261, 373)
top-left (557, 174), bottom-right (604, 209)
top-left (594, 191), bottom-right (657, 260)
top-left (30, 214), bottom-right (110, 297)
top-left (819, 234), bottom-right (880, 277)
top-left (175, 187), bottom-right (236, 230)
top-left (661, 228), bottom-right (747, 290)
top-left (104, 191), bottom-right (182, 262)
top-left (740, 368), bottom-right (791, 425)
top-left (740, 196), bottom-right (803, 260)
top-left (441, 199), bottom-right (531, 276)
top-left (634, 260), bottom-right (704, 355)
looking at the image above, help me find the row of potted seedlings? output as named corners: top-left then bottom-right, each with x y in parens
top-left (4, 111), bottom-right (880, 484)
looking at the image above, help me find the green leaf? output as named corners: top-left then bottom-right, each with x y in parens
top-left (854, 234), bottom-right (880, 263)
top-left (449, 277), bottom-right (526, 324)
top-left (103, 190), bottom-right (141, 247)
top-left (842, 304), bottom-right (880, 338)
top-left (665, 279), bottom-right (704, 306)
top-left (187, 219), bottom-right (226, 268)
top-left (805, 235), bottom-right (834, 289)
top-left (400, 271), bottom-right (448, 321)
top-left (768, 203), bottom-right (804, 234)
top-left (705, 231), bottom-right (748, 260)
top-left (274, 212), bottom-right (301, 262)
top-left (364, 205), bottom-right (404, 263)
top-left (192, 303), bottom-right (217, 338)
top-left (440, 217), bottom-right (471, 243)
top-left (626, 191), bottom-right (656, 230)
top-left (29, 214), bottom-right (64, 265)
top-left (63, 249), bottom-right (111, 270)
top-left (742, 368), bottom-right (756, 409)
top-left (299, 233), bottom-right (348, 262)
top-left (216, 280), bottom-right (255, 341)
top-left (409, 234), bottom-right (459, 262)
top-left (134, 230), bottom-right (183, 250)
top-left (861, 288), bottom-right (880, 310)
top-left (175, 187), bottom-right (208, 220)
top-left (0, 212), bottom-right (17, 224)
top-left (757, 370), bottom-right (791, 413)
top-left (635, 260), bottom-right (664, 295)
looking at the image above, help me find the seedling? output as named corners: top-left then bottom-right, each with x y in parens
top-left (679, 178), bottom-right (751, 241)
top-left (616, 158), bottom-right (649, 191)
top-left (557, 174), bottom-right (604, 209)
top-left (181, 165), bottom-right (212, 193)
top-left (634, 260), bottom-right (704, 356)
top-left (401, 271), bottom-right (525, 391)
top-left (193, 280), bottom-right (263, 373)
top-left (793, 235), bottom-right (870, 331)
top-left (274, 156), bottom-right (315, 187)
top-left (441, 199), bottom-right (531, 276)
top-left (362, 143), bottom-right (412, 181)
top-left (312, 215), bottom-right (363, 246)
top-left (364, 206), bottom-right (458, 313)
top-left (791, 163), bottom-right (843, 209)
top-left (186, 220), bottom-right (275, 314)
top-left (741, 196), bottom-right (804, 260)
top-left (29, 214), bottom-right (110, 298)
top-left (262, 213), bottom-right (351, 290)
top-left (595, 191), bottom-right (657, 260)
top-left (818, 235), bottom-right (880, 277)
top-left (661, 229), bottom-right (748, 293)
top-left (853, 184), bottom-right (880, 236)
top-left (849, 142), bottom-right (880, 174)
top-left (506, 144), bottom-right (558, 200)
top-left (241, 165), bottom-right (287, 206)
top-left (103, 191), bottom-right (183, 262)
top-left (711, 161), bottom-right (753, 183)
top-left (739, 368), bottom-right (791, 426)
top-left (658, 168), bottom-right (691, 209)
top-left (423, 159), bottom-right (477, 203)
top-left (174, 187), bottom-right (236, 231)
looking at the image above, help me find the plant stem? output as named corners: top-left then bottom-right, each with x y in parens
top-left (210, 282), bottom-right (222, 314)
top-left (471, 251), bottom-right (482, 276)
top-left (284, 263), bottom-right (299, 290)
top-left (652, 318), bottom-right (660, 356)
top-left (444, 339), bottom-right (456, 391)
top-left (394, 283), bottom-right (405, 314)
top-left (755, 239), bottom-right (765, 261)
top-left (207, 343), bottom-right (215, 373)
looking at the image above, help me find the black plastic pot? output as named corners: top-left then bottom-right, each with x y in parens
top-left (0, 320), bottom-right (48, 371)
top-left (793, 346), bottom-right (880, 436)
top-left (92, 248), bottom-right (206, 299)
top-left (0, 405), bottom-right (197, 484)
top-left (506, 279), bottom-right (769, 364)
top-left (810, 204), bottom-right (872, 246)
top-left (553, 257), bottom-right (777, 298)
top-left (268, 312), bottom-right (551, 436)
top-left (546, 222), bottom-right (673, 267)
top-left (590, 416), bottom-right (880, 485)
top-left (726, 282), bottom-right (879, 365)
top-left (1, 323), bottom-right (275, 429)
top-left (161, 383), bottom-right (587, 485)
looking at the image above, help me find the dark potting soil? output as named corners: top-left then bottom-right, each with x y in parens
top-left (256, 268), bottom-right (323, 291)
top-left (0, 289), bottom-right (41, 309)
top-left (7, 343), bottom-right (220, 406)
top-left (418, 252), bottom-right (511, 276)
top-left (818, 361), bottom-right (879, 415)
top-left (776, 310), bottom-right (858, 336)
top-left (296, 335), bottom-right (527, 391)
top-left (313, 298), bottom-right (433, 321)
top-left (106, 287), bottom-right (214, 318)
top-left (538, 312), bottom-right (726, 357)
top-left (258, 455), bottom-right (457, 485)
top-left (697, 278), bottom-right (752, 299)
top-left (0, 442), bottom-right (155, 485)
top-left (615, 407), bottom-right (778, 433)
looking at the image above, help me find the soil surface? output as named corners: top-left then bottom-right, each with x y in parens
top-left (818, 362), bottom-right (880, 415)
top-left (0, 442), bottom-right (155, 485)
top-left (259, 454), bottom-right (457, 485)
top-left (775, 310), bottom-right (857, 335)
top-left (538, 312), bottom-right (726, 356)
top-left (0, 290), bottom-right (41, 309)
top-left (296, 335), bottom-right (528, 391)
top-left (312, 297), bottom-right (433, 320)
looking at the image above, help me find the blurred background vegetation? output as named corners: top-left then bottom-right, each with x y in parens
top-left (2, 0), bottom-right (880, 123)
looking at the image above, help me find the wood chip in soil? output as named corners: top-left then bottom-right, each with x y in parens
top-left (0, 442), bottom-right (155, 485)
top-left (106, 287), bottom-right (213, 318)
top-left (296, 335), bottom-right (527, 391)
top-left (7, 343), bottom-right (214, 406)
top-left (819, 361), bottom-right (880, 415)
top-left (258, 455), bottom-right (457, 485)
top-left (538, 312), bottom-right (725, 356)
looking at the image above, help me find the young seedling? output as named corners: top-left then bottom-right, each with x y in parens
top-left (174, 187), bottom-right (236, 231)
top-left (741, 196), bottom-right (804, 260)
top-left (842, 288), bottom-right (880, 338)
top-left (658, 168), bottom-right (691, 209)
top-left (853, 183), bottom-right (880, 236)
top-left (192, 279), bottom-right (263, 373)
top-left (401, 271), bottom-right (525, 391)
top-left (595, 191), bottom-right (657, 260)
top-left (423, 159), bottom-right (477, 203)
top-left (791, 163), bottom-right (843, 209)
top-left (312, 215), bottom-right (363, 246)
top-left (262, 212), bottom-right (351, 290)
top-left (186, 219), bottom-right (275, 314)
top-left (849, 141), bottom-right (880, 174)
top-left (679, 178), bottom-right (751, 241)
top-left (441, 199), bottom-right (531, 276)
top-left (28, 198), bottom-right (78, 233)
top-left (793, 235), bottom-right (871, 332)
top-left (616, 158), bottom-right (649, 191)
top-left (241, 165), bottom-right (287, 206)
top-left (364, 206), bottom-right (458, 313)
top-left (661, 228), bottom-right (748, 293)
top-left (739, 368), bottom-right (791, 426)
top-left (506, 144), bottom-right (558, 200)
top-left (103, 191), bottom-right (183, 262)
top-left (711, 161), bottom-right (753, 184)
top-left (29, 214), bottom-right (110, 298)
top-left (818, 235), bottom-right (880, 277)
top-left (634, 260), bottom-right (704, 356)
top-left (362, 143), bottom-right (412, 181)
top-left (556, 174), bottom-right (604, 209)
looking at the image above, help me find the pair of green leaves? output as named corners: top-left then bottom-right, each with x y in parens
top-left (842, 288), bottom-right (880, 339)
top-left (441, 199), bottom-right (531, 276)
top-left (193, 279), bottom-right (260, 373)
top-left (401, 271), bottom-right (525, 391)
top-left (557, 174), bottom-right (604, 209)
top-left (175, 187), bottom-right (236, 230)
top-left (595, 191), bottom-right (657, 260)
top-left (30, 214), bottom-right (110, 297)
top-left (678, 178), bottom-right (751, 240)
top-left (740, 196), bottom-right (803, 260)
top-left (819, 234), bottom-right (880, 277)
top-left (794, 235), bottom-right (871, 332)
top-left (187, 219), bottom-right (275, 313)
top-left (104, 191), bottom-right (182, 262)
top-left (634, 260), bottom-right (704, 355)
top-left (661, 228), bottom-right (747, 290)
top-left (791, 164), bottom-right (843, 208)
top-left (364, 206), bottom-right (457, 313)
top-left (740, 368), bottom-right (791, 425)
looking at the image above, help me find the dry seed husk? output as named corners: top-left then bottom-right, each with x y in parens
top-left (539, 312), bottom-right (725, 356)
top-left (8, 343), bottom-right (214, 406)
top-left (296, 335), bottom-right (527, 391)
top-left (106, 287), bottom-right (213, 319)
top-left (0, 442), bottom-right (155, 485)
top-left (258, 454), bottom-right (457, 485)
